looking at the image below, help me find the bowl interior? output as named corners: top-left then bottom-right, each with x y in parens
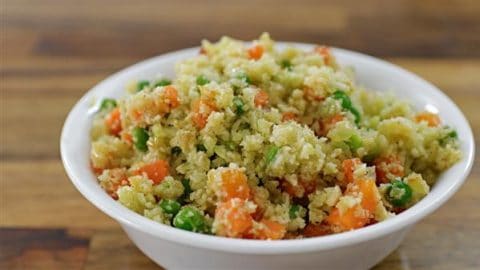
top-left (61, 43), bottom-right (474, 254)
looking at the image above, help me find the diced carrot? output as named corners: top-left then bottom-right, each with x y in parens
top-left (342, 158), bottom-right (362, 183)
top-left (303, 87), bottom-right (325, 102)
top-left (327, 178), bottom-right (380, 232)
top-left (254, 219), bottom-right (286, 240)
top-left (121, 132), bottom-right (133, 144)
top-left (215, 198), bottom-right (254, 238)
top-left (105, 108), bottom-right (122, 136)
top-left (131, 109), bottom-right (143, 122)
top-left (220, 169), bottom-right (251, 201)
top-left (415, 112), bottom-right (440, 127)
top-left (129, 86), bottom-right (179, 122)
top-left (316, 114), bottom-right (344, 136)
top-left (250, 189), bottom-right (265, 221)
top-left (251, 207), bottom-right (264, 222)
top-left (95, 168), bottom-right (128, 199)
top-left (136, 160), bottom-right (169, 184)
top-left (109, 178), bottom-right (129, 200)
top-left (254, 90), bottom-right (269, 108)
top-left (282, 180), bottom-right (303, 198)
top-left (199, 47), bottom-right (207, 55)
top-left (282, 178), bottom-right (316, 198)
top-left (162, 85), bottom-right (180, 110)
top-left (91, 162), bottom-right (104, 175)
top-left (247, 45), bottom-right (264, 60)
top-left (191, 99), bottom-right (216, 129)
top-left (326, 205), bottom-right (369, 231)
top-left (282, 112), bottom-right (298, 122)
top-left (373, 156), bottom-right (404, 184)
top-left (302, 223), bottom-right (331, 238)
top-left (352, 179), bottom-right (379, 213)
top-left (302, 179), bottom-right (317, 195)
top-left (328, 114), bottom-right (344, 124)
top-left (283, 232), bottom-right (300, 239)
top-left (315, 46), bottom-right (333, 66)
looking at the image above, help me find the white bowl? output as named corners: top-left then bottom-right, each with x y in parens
top-left (61, 43), bottom-right (475, 270)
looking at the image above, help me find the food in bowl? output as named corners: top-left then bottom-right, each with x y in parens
top-left (89, 33), bottom-right (461, 240)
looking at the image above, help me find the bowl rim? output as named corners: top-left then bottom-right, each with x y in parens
top-left (61, 42), bottom-right (475, 255)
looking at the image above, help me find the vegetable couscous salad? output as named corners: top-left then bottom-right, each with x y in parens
top-left (90, 34), bottom-right (461, 240)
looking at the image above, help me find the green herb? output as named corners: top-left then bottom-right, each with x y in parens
top-left (171, 146), bottom-right (182, 156)
top-left (225, 141), bottom-right (236, 151)
top-left (182, 179), bottom-right (192, 194)
top-left (196, 144), bottom-right (207, 152)
top-left (349, 107), bottom-right (361, 125)
top-left (281, 59), bottom-right (292, 70)
top-left (132, 127), bottom-right (149, 152)
top-left (447, 130), bottom-right (458, 138)
top-left (362, 153), bottom-right (377, 163)
top-left (196, 75), bottom-right (210, 86)
top-left (332, 90), bottom-right (361, 124)
top-left (154, 79), bottom-right (172, 87)
top-left (439, 129), bottom-right (458, 146)
top-left (266, 146), bottom-right (280, 164)
top-left (178, 179), bottom-right (192, 204)
top-left (236, 73), bottom-right (252, 84)
top-left (233, 96), bottom-right (245, 115)
top-left (136, 80), bottom-right (150, 92)
top-left (289, 204), bottom-right (300, 219)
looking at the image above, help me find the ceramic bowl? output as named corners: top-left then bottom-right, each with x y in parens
top-left (61, 43), bottom-right (474, 270)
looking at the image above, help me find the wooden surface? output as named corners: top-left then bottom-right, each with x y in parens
top-left (1, 0), bottom-right (479, 269)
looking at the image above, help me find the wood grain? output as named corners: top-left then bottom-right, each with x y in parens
top-left (84, 229), bottom-right (160, 270)
top-left (0, 228), bottom-right (92, 270)
top-left (1, 0), bottom-right (479, 269)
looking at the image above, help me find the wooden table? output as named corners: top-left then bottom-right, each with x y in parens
top-left (1, 0), bottom-right (479, 269)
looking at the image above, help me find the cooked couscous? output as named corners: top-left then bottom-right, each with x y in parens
top-left (90, 34), bottom-right (461, 240)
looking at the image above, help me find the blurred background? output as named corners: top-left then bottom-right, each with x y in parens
top-left (1, 0), bottom-right (479, 269)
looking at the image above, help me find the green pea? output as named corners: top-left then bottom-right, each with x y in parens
top-left (386, 179), bottom-right (413, 207)
top-left (173, 207), bottom-right (208, 232)
top-left (171, 146), bottom-right (182, 156)
top-left (289, 204), bottom-right (300, 219)
top-left (196, 144), bottom-right (207, 152)
top-left (137, 80), bottom-right (150, 91)
top-left (346, 134), bottom-right (362, 151)
top-left (159, 199), bottom-right (181, 215)
top-left (196, 75), bottom-right (210, 86)
top-left (266, 145), bottom-right (279, 164)
top-left (233, 96), bottom-right (245, 115)
top-left (132, 127), bottom-right (149, 152)
top-left (154, 79), bottom-right (172, 87)
top-left (99, 98), bottom-right (117, 111)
